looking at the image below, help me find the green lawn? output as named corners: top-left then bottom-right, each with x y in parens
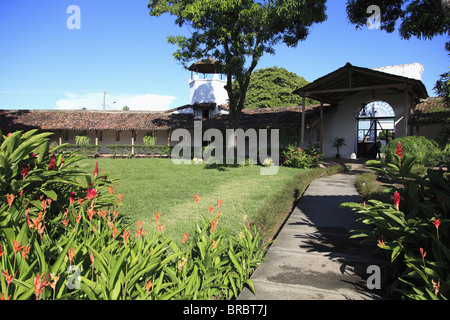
top-left (78, 158), bottom-right (306, 241)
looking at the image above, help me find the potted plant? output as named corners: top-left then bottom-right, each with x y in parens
top-left (333, 137), bottom-right (346, 158)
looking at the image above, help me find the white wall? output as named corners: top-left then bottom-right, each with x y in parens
top-left (321, 92), bottom-right (412, 158)
top-left (189, 74), bottom-right (228, 106)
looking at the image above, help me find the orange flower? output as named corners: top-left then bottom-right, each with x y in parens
top-left (50, 273), bottom-right (60, 292)
top-left (432, 279), bottom-right (440, 297)
top-left (34, 272), bottom-right (49, 300)
top-left (74, 212), bottom-right (82, 225)
top-left (181, 233), bottom-right (189, 246)
top-left (432, 219), bottom-right (441, 233)
top-left (194, 193), bottom-right (200, 204)
top-left (13, 240), bottom-right (21, 256)
top-left (178, 257), bottom-right (188, 273)
top-left (209, 206), bottom-right (214, 214)
top-left (0, 243), bottom-right (5, 258)
top-left (146, 279), bottom-right (152, 293)
top-left (117, 194), bottom-right (123, 203)
top-left (68, 248), bottom-right (75, 265)
top-left (2, 270), bottom-right (15, 288)
top-left (6, 194), bottom-right (15, 208)
top-left (108, 186), bottom-right (115, 195)
top-left (112, 227), bottom-right (118, 239)
top-left (20, 244), bottom-right (30, 260)
top-left (210, 219), bottom-right (218, 235)
top-left (87, 207), bottom-right (95, 221)
top-left (135, 221), bottom-right (146, 238)
top-left (69, 191), bottom-right (76, 204)
top-left (121, 230), bottom-right (131, 244)
top-left (62, 217), bottom-right (70, 229)
top-left (212, 239), bottom-right (219, 249)
top-left (217, 199), bottom-right (223, 208)
top-left (0, 293), bottom-right (11, 300)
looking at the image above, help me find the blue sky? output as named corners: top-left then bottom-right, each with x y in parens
top-left (0, 0), bottom-right (448, 111)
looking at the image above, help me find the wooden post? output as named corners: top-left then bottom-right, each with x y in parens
top-left (131, 130), bottom-right (135, 155)
top-left (301, 96), bottom-right (305, 148)
top-left (95, 130), bottom-right (99, 146)
top-left (167, 130), bottom-right (171, 146)
top-left (403, 87), bottom-right (409, 137)
top-left (320, 102), bottom-right (324, 154)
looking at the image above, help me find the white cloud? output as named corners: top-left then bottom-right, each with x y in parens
top-left (55, 91), bottom-right (178, 111)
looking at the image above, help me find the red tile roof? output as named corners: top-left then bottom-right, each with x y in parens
top-left (410, 97), bottom-right (450, 126)
top-left (0, 104), bottom-right (334, 132)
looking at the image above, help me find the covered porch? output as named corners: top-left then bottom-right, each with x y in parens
top-left (294, 63), bottom-right (428, 159)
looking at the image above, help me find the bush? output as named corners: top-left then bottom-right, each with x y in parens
top-left (0, 130), bottom-right (267, 300)
top-left (383, 136), bottom-right (444, 167)
top-left (342, 143), bottom-right (450, 300)
top-left (281, 144), bottom-right (323, 169)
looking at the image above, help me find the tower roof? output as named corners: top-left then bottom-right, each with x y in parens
top-left (188, 58), bottom-right (225, 74)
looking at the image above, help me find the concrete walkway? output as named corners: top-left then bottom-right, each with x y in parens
top-left (238, 169), bottom-right (386, 300)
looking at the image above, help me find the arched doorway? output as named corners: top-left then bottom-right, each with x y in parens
top-left (357, 101), bottom-right (395, 158)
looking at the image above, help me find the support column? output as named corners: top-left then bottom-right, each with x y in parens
top-left (320, 102), bottom-right (324, 154)
top-left (131, 130), bottom-right (135, 155)
top-left (301, 96), bottom-right (305, 148)
top-left (403, 87), bottom-right (409, 137)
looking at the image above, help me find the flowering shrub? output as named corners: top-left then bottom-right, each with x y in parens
top-left (281, 144), bottom-right (323, 169)
top-left (0, 130), bottom-right (267, 300)
top-left (342, 142), bottom-right (449, 300)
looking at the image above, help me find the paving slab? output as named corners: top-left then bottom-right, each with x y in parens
top-left (238, 172), bottom-right (386, 300)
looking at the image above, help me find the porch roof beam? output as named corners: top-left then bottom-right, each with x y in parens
top-left (298, 83), bottom-right (404, 97)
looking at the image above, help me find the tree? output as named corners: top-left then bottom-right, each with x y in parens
top-left (237, 66), bottom-right (317, 109)
top-left (148, 0), bottom-right (327, 128)
top-left (346, 0), bottom-right (449, 41)
top-left (346, 0), bottom-right (450, 104)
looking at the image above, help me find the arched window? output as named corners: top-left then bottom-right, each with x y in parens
top-left (358, 101), bottom-right (395, 143)
top-left (357, 101), bottom-right (395, 158)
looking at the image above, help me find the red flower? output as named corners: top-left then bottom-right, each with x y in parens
top-left (86, 187), bottom-right (98, 200)
top-left (48, 155), bottom-right (56, 170)
top-left (392, 191), bottom-right (401, 211)
top-left (21, 162), bottom-right (31, 179)
top-left (420, 247), bottom-right (427, 260)
top-left (432, 219), bottom-right (441, 233)
top-left (217, 200), bottom-right (223, 209)
top-left (69, 191), bottom-right (76, 204)
top-left (395, 142), bottom-right (403, 159)
top-left (93, 161), bottom-right (99, 177)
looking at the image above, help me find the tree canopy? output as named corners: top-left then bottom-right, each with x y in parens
top-left (148, 0), bottom-right (327, 127)
top-left (346, 0), bottom-right (449, 42)
top-left (238, 67), bottom-right (316, 109)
